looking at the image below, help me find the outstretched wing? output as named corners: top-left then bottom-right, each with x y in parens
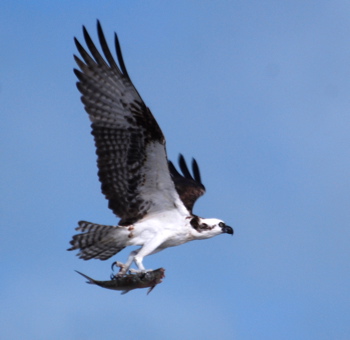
top-left (74, 21), bottom-right (186, 225)
top-left (169, 154), bottom-right (206, 213)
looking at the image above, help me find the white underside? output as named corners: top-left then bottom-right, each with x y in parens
top-left (111, 210), bottom-right (226, 275)
top-left (113, 209), bottom-right (193, 274)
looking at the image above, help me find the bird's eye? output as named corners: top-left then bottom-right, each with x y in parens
top-left (219, 222), bottom-right (225, 228)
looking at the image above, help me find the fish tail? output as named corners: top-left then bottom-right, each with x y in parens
top-left (75, 270), bottom-right (95, 284)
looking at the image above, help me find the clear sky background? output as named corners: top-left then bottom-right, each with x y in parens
top-left (1, 1), bottom-right (350, 339)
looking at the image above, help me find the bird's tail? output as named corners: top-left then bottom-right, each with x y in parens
top-left (67, 221), bottom-right (126, 260)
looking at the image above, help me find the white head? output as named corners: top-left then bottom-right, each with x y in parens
top-left (189, 216), bottom-right (233, 240)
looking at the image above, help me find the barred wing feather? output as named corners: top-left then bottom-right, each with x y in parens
top-left (74, 21), bottom-right (184, 225)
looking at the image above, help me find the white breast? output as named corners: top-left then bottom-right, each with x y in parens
top-left (126, 209), bottom-right (192, 249)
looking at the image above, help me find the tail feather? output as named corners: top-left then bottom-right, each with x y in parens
top-left (68, 221), bottom-right (126, 260)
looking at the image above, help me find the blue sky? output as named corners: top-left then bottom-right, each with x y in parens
top-left (1, 1), bottom-right (350, 339)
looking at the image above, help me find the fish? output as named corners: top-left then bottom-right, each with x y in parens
top-left (75, 268), bottom-right (165, 295)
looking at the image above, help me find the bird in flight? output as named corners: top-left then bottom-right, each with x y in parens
top-left (68, 21), bottom-right (233, 275)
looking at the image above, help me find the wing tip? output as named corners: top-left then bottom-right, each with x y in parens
top-left (177, 154), bottom-right (205, 190)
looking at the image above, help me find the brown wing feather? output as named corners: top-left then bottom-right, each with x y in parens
top-left (169, 154), bottom-right (206, 213)
top-left (74, 21), bottom-right (171, 225)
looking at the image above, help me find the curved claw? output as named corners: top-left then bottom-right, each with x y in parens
top-left (111, 261), bottom-right (125, 272)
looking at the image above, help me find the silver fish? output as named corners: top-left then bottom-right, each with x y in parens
top-left (75, 268), bottom-right (165, 294)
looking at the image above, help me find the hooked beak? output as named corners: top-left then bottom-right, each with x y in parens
top-left (222, 225), bottom-right (234, 235)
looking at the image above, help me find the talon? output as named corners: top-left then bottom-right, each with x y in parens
top-left (111, 261), bottom-right (117, 271)
top-left (111, 261), bottom-right (125, 272)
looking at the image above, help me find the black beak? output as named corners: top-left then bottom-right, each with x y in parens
top-left (223, 225), bottom-right (234, 235)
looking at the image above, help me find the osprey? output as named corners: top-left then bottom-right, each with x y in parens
top-left (68, 21), bottom-right (233, 275)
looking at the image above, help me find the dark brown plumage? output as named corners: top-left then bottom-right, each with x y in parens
top-left (74, 21), bottom-right (164, 225)
top-left (169, 155), bottom-right (206, 213)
